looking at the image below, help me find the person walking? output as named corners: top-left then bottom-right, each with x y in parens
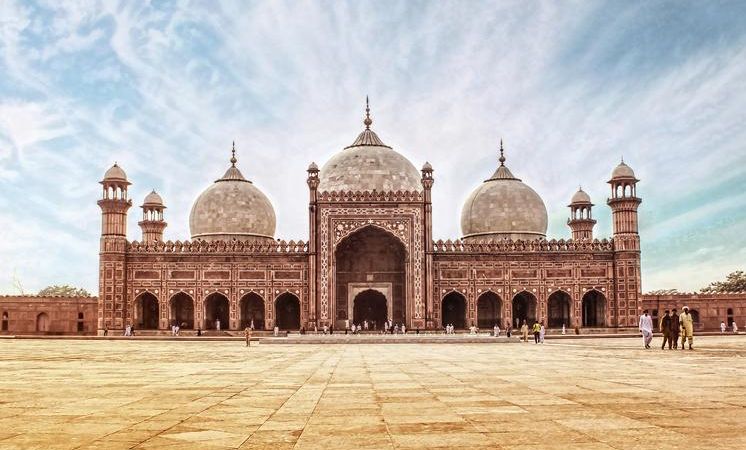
top-left (493, 324), bottom-right (500, 337)
top-left (505, 321), bottom-right (512, 339)
top-left (245, 326), bottom-right (251, 347)
top-left (733, 321), bottom-right (739, 334)
top-left (659, 310), bottom-right (672, 350)
top-left (532, 321), bottom-right (541, 344)
top-left (670, 309), bottom-right (680, 349)
top-left (680, 306), bottom-right (694, 350)
top-left (520, 320), bottom-right (529, 342)
top-left (721, 321), bottom-right (727, 333)
top-left (539, 321), bottom-right (546, 343)
top-left (638, 310), bottom-right (653, 349)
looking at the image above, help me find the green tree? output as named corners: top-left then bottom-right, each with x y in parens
top-left (701, 270), bottom-right (746, 293)
top-left (38, 285), bottom-right (92, 297)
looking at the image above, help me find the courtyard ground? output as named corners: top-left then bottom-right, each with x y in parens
top-left (0, 336), bottom-right (745, 450)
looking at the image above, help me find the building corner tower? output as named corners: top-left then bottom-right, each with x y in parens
top-left (97, 163), bottom-right (132, 334)
top-left (607, 160), bottom-right (642, 327)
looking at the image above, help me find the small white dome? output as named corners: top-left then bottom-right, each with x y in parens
top-left (103, 163), bottom-right (127, 182)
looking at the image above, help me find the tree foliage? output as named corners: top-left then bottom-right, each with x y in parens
top-left (701, 270), bottom-right (746, 293)
top-left (38, 285), bottom-right (92, 297)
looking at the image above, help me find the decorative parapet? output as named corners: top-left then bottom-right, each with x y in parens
top-left (317, 190), bottom-right (423, 203)
top-left (432, 238), bottom-right (613, 253)
top-left (127, 239), bottom-right (309, 254)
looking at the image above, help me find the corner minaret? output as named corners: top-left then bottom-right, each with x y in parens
top-left (138, 190), bottom-right (167, 242)
top-left (607, 159), bottom-right (642, 250)
top-left (567, 187), bottom-right (596, 240)
top-left (98, 163), bottom-right (132, 238)
top-left (97, 163), bottom-right (132, 334)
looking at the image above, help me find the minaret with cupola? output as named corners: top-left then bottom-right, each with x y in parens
top-left (138, 190), bottom-right (167, 242)
top-left (97, 163), bottom-right (132, 334)
top-left (567, 187), bottom-right (596, 240)
top-left (607, 159), bottom-right (642, 327)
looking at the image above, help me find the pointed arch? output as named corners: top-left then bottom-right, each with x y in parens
top-left (477, 291), bottom-right (502, 328)
top-left (204, 292), bottom-right (230, 330)
top-left (240, 292), bottom-right (265, 330)
top-left (581, 289), bottom-right (606, 327)
top-left (275, 292), bottom-right (301, 330)
top-left (547, 290), bottom-right (571, 328)
top-left (512, 291), bottom-right (537, 328)
top-left (36, 312), bottom-right (50, 332)
top-left (169, 292), bottom-right (194, 329)
top-left (134, 292), bottom-right (159, 330)
top-left (441, 291), bottom-right (467, 329)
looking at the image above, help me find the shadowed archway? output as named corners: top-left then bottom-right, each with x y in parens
top-left (547, 291), bottom-right (571, 328)
top-left (512, 291), bottom-right (537, 328)
top-left (442, 292), bottom-right (467, 329)
top-left (477, 291), bottom-right (502, 328)
top-left (353, 289), bottom-right (387, 327)
top-left (240, 293), bottom-right (264, 330)
top-left (582, 290), bottom-right (606, 327)
top-left (135, 292), bottom-right (159, 330)
top-left (275, 293), bottom-right (300, 330)
top-left (204, 293), bottom-right (229, 330)
top-left (170, 292), bottom-right (194, 329)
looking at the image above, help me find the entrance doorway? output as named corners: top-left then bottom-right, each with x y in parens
top-left (582, 290), bottom-right (606, 327)
top-left (335, 226), bottom-right (406, 325)
top-left (170, 293), bottom-right (194, 329)
top-left (240, 293), bottom-right (264, 330)
top-left (275, 293), bottom-right (300, 330)
top-left (477, 292), bottom-right (502, 328)
top-left (512, 291), bottom-right (537, 328)
top-left (204, 293), bottom-right (229, 330)
top-left (442, 292), bottom-right (467, 329)
top-left (352, 289), bottom-right (387, 327)
top-left (36, 312), bottom-right (49, 332)
top-left (135, 293), bottom-right (159, 329)
top-left (547, 291), bottom-right (571, 328)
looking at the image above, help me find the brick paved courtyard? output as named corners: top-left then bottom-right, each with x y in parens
top-left (0, 337), bottom-right (745, 449)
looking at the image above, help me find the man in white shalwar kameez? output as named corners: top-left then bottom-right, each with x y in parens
top-left (639, 310), bottom-right (654, 349)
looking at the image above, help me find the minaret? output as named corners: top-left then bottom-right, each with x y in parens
top-left (567, 187), bottom-right (596, 240)
top-left (607, 159), bottom-right (642, 250)
top-left (306, 160), bottom-right (320, 330)
top-left (138, 190), bottom-right (167, 242)
top-left (97, 163), bottom-right (132, 334)
top-left (421, 161), bottom-right (434, 328)
top-left (607, 159), bottom-right (642, 327)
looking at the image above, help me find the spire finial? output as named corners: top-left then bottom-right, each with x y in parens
top-left (621, 155), bottom-right (624, 164)
top-left (363, 96), bottom-right (372, 130)
top-left (498, 139), bottom-right (506, 166)
top-left (230, 141), bottom-right (237, 167)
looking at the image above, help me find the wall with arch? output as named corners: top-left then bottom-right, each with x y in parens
top-left (0, 296), bottom-right (97, 335)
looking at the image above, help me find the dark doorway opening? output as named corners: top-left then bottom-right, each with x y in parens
top-left (136, 293), bottom-right (159, 330)
top-left (240, 293), bottom-right (264, 330)
top-left (477, 292), bottom-right (502, 329)
top-left (582, 290), bottom-right (606, 327)
top-left (512, 292), bottom-right (537, 328)
top-left (442, 292), bottom-right (467, 329)
top-left (275, 293), bottom-right (301, 330)
top-left (547, 291), bottom-right (571, 328)
top-left (204, 293), bottom-right (230, 330)
top-left (170, 293), bottom-right (194, 329)
top-left (353, 289), bottom-right (387, 327)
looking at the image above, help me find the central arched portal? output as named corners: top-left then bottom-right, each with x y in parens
top-left (170, 293), bottom-right (194, 329)
top-left (335, 226), bottom-right (406, 327)
top-left (275, 293), bottom-right (301, 330)
top-left (352, 289), bottom-right (387, 326)
top-left (442, 292), bottom-right (467, 329)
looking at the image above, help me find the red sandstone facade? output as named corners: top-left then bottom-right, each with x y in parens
top-left (0, 296), bottom-right (97, 335)
top-left (641, 293), bottom-right (746, 331)
top-left (95, 147), bottom-right (649, 334)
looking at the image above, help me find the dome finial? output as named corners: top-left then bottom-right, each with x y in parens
top-left (230, 141), bottom-right (237, 167)
top-left (364, 96), bottom-right (372, 130)
top-left (621, 155), bottom-right (624, 164)
top-left (499, 139), bottom-right (506, 166)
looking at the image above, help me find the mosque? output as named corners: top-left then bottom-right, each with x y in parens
top-left (96, 103), bottom-right (643, 334)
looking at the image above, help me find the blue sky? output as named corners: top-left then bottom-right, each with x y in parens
top-left (1, 0), bottom-right (745, 294)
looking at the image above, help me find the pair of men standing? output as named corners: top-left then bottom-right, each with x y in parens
top-left (659, 309), bottom-right (680, 349)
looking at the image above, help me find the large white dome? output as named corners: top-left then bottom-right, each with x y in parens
top-left (461, 145), bottom-right (548, 241)
top-left (189, 151), bottom-right (276, 242)
top-left (318, 106), bottom-right (422, 193)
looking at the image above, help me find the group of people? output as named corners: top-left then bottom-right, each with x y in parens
top-left (720, 321), bottom-right (741, 334)
top-left (517, 320), bottom-right (546, 343)
top-left (639, 306), bottom-right (695, 350)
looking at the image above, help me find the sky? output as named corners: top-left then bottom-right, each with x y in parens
top-left (1, 0), bottom-right (745, 295)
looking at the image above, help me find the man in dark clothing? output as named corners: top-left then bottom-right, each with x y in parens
top-left (669, 309), bottom-right (680, 349)
top-left (659, 310), bottom-right (672, 350)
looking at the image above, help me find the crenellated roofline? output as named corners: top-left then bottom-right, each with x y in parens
top-left (127, 239), bottom-right (308, 254)
top-left (432, 238), bottom-right (613, 253)
top-left (316, 189), bottom-right (424, 203)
